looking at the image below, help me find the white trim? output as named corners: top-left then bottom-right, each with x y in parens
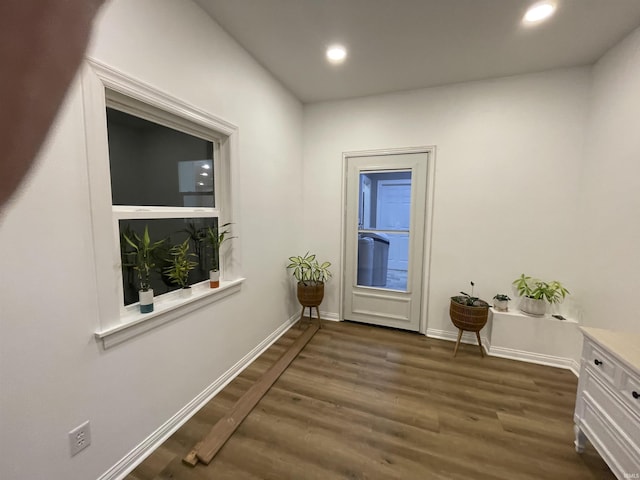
top-left (320, 311), bottom-right (340, 322)
top-left (420, 147), bottom-right (437, 334)
top-left (488, 345), bottom-right (581, 376)
top-left (95, 279), bottom-right (245, 349)
top-left (96, 312), bottom-right (300, 480)
top-left (340, 146), bottom-right (436, 333)
top-left (82, 59), bottom-right (242, 338)
top-left (88, 57), bottom-right (237, 137)
top-left (112, 206), bottom-right (219, 219)
top-left (427, 327), bottom-right (580, 375)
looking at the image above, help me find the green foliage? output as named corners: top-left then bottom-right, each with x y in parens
top-left (452, 281), bottom-right (488, 307)
top-left (205, 222), bottom-right (234, 272)
top-left (512, 274), bottom-right (569, 304)
top-left (122, 225), bottom-right (165, 292)
top-left (182, 222), bottom-right (206, 263)
top-left (287, 252), bottom-right (332, 286)
top-left (164, 239), bottom-right (198, 289)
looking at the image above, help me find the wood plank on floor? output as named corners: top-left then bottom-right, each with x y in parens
top-left (193, 323), bottom-right (319, 465)
top-left (126, 319), bottom-right (615, 480)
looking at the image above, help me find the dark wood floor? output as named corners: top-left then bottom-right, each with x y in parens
top-left (126, 320), bottom-right (614, 480)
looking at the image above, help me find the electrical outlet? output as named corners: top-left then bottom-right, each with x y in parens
top-left (68, 421), bottom-right (91, 456)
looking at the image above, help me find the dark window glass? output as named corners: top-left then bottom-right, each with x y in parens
top-left (107, 108), bottom-right (214, 207)
top-left (119, 218), bottom-right (219, 305)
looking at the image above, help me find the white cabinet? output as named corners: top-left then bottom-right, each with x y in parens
top-left (574, 327), bottom-right (640, 479)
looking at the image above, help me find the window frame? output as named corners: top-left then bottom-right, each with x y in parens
top-left (82, 58), bottom-right (243, 348)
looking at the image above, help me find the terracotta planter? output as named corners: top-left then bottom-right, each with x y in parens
top-left (210, 269), bottom-right (220, 288)
top-left (297, 281), bottom-right (324, 307)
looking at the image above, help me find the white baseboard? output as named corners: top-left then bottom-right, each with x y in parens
top-left (320, 311), bottom-right (340, 322)
top-left (97, 313), bottom-right (299, 480)
top-left (426, 328), bottom-right (491, 355)
top-left (426, 328), bottom-right (580, 375)
top-left (488, 345), bottom-right (580, 375)
top-left (568, 359), bottom-right (580, 377)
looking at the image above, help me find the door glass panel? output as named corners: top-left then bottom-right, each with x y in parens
top-left (357, 170), bottom-right (411, 291)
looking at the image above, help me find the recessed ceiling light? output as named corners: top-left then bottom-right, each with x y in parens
top-left (201, 164), bottom-right (210, 170)
top-left (523, 1), bottom-right (556, 24)
top-left (198, 182), bottom-right (204, 186)
top-left (200, 172), bottom-right (208, 177)
top-left (326, 45), bottom-right (347, 64)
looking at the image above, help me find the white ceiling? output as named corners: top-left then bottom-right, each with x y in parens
top-left (194, 0), bottom-right (640, 103)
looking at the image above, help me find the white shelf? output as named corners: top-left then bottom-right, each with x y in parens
top-left (490, 307), bottom-right (578, 324)
top-left (488, 307), bottom-right (582, 373)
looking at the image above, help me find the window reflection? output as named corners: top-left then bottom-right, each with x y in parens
top-left (107, 108), bottom-right (214, 207)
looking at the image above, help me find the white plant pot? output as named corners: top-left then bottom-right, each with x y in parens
top-left (139, 289), bottom-right (154, 313)
top-left (179, 287), bottom-right (192, 298)
top-left (494, 300), bottom-right (509, 312)
top-left (209, 269), bottom-right (220, 288)
top-left (520, 297), bottom-right (546, 316)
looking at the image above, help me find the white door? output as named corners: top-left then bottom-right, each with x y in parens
top-left (342, 150), bottom-right (430, 331)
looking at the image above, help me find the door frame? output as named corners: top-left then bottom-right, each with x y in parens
top-left (339, 146), bottom-right (437, 334)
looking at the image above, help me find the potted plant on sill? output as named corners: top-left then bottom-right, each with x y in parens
top-left (450, 281), bottom-right (490, 357)
top-left (493, 294), bottom-right (511, 312)
top-left (205, 222), bottom-right (234, 288)
top-left (165, 239), bottom-right (198, 297)
top-left (512, 274), bottom-right (569, 316)
top-left (287, 252), bottom-right (332, 327)
top-left (122, 225), bottom-right (165, 313)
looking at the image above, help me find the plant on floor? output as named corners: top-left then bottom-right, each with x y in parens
top-left (287, 252), bottom-right (332, 328)
top-left (165, 239), bottom-right (198, 290)
top-left (449, 281), bottom-right (490, 358)
top-left (451, 281), bottom-right (489, 307)
top-left (287, 252), bottom-right (332, 286)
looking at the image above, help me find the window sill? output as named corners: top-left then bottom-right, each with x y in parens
top-left (95, 278), bottom-right (245, 349)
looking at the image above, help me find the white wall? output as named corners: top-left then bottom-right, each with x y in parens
top-left (303, 68), bottom-right (590, 334)
top-left (578, 26), bottom-right (640, 333)
top-left (0, 1), bottom-right (303, 479)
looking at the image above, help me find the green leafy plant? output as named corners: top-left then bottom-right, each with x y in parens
top-left (512, 274), bottom-right (569, 304)
top-left (452, 281), bottom-right (488, 307)
top-left (287, 252), bottom-right (332, 286)
top-left (182, 222), bottom-right (206, 268)
top-left (493, 294), bottom-right (511, 302)
top-left (164, 239), bottom-right (198, 289)
top-left (205, 222), bottom-right (234, 272)
top-left (122, 225), bottom-right (165, 292)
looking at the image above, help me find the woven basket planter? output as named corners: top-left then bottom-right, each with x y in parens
top-left (297, 281), bottom-right (325, 307)
top-left (449, 296), bottom-right (490, 332)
